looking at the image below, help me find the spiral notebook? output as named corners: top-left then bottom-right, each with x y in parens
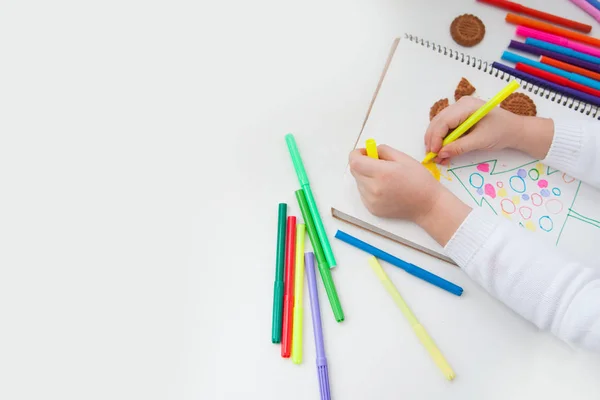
top-left (332, 35), bottom-right (600, 265)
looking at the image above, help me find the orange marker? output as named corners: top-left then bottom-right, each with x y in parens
top-left (540, 56), bottom-right (600, 82)
top-left (506, 13), bottom-right (600, 49)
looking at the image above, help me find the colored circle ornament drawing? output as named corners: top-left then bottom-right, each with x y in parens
top-left (519, 206), bottom-right (532, 220)
top-left (531, 193), bottom-right (543, 206)
top-left (552, 187), bottom-right (561, 196)
top-left (539, 216), bottom-right (554, 232)
top-left (484, 183), bottom-right (496, 198)
top-left (496, 181), bottom-right (503, 188)
top-left (545, 199), bottom-right (563, 215)
top-left (509, 175), bottom-right (526, 193)
top-left (501, 198), bottom-right (516, 214)
top-left (562, 173), bottom-right (575, 184)
top-left (528, 168), bottom-right (540, 181)
top-left (469, 173), bottom-right (484, 189)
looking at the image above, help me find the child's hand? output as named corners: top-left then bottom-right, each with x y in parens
top-left (424, 96), bottom-right (526, 163)
top-left (348, 145), bottom-right (443, 223)
top-left (349, 144), bottom-right (473, 246)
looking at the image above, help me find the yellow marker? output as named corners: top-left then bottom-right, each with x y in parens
top-left (291, 223), bottom-right (306, 364)
top-left (368, 256), bottom-right (456, 381)
top-left (422, 80), bottom-right (520, 164)
top-left (366, 138), bottom-right (379, 159)
top-left (423, 161), bottom-right (442, 181)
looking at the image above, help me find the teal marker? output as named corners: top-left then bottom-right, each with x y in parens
top-left (285, 133), bottom-right (337, 268)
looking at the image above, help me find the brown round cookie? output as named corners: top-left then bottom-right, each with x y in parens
top-left (500, 92), bottom-right (537, 116)
top-left (429, 98), bottom-right (449, 121)
top-left (451, 14), bottom-right (485, 47)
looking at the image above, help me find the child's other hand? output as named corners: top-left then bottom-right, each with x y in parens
top-left (424, 96), bottom-right (525, 163)
top-left (348, 145), bottom-right (443, 223)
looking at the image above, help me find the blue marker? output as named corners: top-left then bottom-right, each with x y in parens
top-left (502, 51), bottom-right (600, 91)
top-left (525, 38), bottom-right (600, 65)
top-left (334, 230), bottom-right (463, 296)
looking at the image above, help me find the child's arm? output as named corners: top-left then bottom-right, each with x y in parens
top-left (350, 147), bottom-right (600, 351)
top-left (444, 207), bottom-right (600, 352)
top-left (542, 120), bottom-right (600, 188)
top-left (349, 103), bottom-right (600, 351)
top-left (349, 143), bottom-right (600, 350)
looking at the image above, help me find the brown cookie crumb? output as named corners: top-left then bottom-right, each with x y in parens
top-left (455, 77), bottom-right (476, 101)
top-left (500, 92), bottom-right (537, 116)
top-left (451, 14), bottom-right (485, 47)
top-left (429, 98), bottom-right (449, 121)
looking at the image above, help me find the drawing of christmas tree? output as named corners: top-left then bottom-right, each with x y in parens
top-left (448, 159), bottom-right (599, 245)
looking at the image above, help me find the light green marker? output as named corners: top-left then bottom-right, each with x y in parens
top-left (285, 133), bottom-right (337, 268)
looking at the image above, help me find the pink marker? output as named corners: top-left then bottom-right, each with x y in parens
top-left (516, 26), bottom-right (600, 59)
top-left (569, 0), bottom-right (600, 24)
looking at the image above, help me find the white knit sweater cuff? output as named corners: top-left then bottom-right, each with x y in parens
top-left (542, 120), bottom-right (584, 173)
top-left (444, 208), bottom-right (500, 268)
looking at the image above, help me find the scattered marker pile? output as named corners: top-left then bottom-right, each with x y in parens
top-left (273, 135), bottom-right (463, 399)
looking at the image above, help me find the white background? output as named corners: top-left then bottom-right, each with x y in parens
top-left (1, 1), bottom-right (599, 399)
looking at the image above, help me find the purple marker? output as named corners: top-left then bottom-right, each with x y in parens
top-left (305, 252), bottom-right (331, 400)
top-left (492, 62), bottom-right (600, 107)
top-left (508, 40), bottom-right (600, 74)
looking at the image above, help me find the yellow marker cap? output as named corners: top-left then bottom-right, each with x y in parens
top-left (366, 139), bottom-right (379, 159)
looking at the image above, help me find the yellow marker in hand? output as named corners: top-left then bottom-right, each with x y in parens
top-left (368, 256), bottom-right (456, 381)
top-left (366, 139), bottom-right (379, 159)
top-left (422, 80), bottom-right (520, 164)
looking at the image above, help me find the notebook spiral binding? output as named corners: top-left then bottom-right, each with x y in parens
top-left (404, 33), bottom-right (600, 119)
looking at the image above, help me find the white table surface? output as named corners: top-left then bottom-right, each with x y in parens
top-left (2, 1), bottom-right (600, 399)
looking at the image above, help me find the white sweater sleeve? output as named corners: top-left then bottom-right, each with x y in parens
top-left (444, 120), bottom-right (600, 352)
top-left (542, 120), bottom-right (600, 189)
top-left (445, 208), bottom-right (600, 352)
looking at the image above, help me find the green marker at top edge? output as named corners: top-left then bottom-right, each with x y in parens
top-left (285, 133), bottom-right (337, 268)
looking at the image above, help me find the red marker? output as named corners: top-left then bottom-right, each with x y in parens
top-left (281, 216), bottom-right (296, 358)
top-left (478, 0), bottom-right (591, 33)
top-left (515, 62), bottom-right (600, 98)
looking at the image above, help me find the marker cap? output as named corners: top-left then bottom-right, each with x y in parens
top-left (285, 134), bottom-right (309, 186)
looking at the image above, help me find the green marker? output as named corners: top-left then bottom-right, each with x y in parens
top-left (285, 133), bottom-right (337, 268)
top-left (272, 203), bottom-right (287, 343)
top-left (296, 189), bottom-right (344, 322)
